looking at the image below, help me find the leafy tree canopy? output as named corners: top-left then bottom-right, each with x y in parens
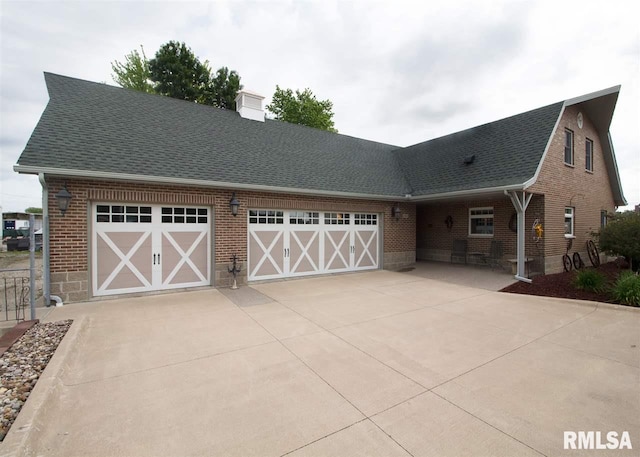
top-left (111, 41), bottom-right (242, 109)
top-left (24, 207), bottom-right (42, 214)
top-left (202, 66), bottom-right (242, 110)
top-left (266, 86), bottom-right (337, 132)
top-left (597, 211), bottom-right (640, 270)
top-left (149, 41), bottom-right (210, 102)
top-left (111, 45), bottom-right (153, 93)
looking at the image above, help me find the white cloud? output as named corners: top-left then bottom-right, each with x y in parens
top-left (1, 0), bottom-right (638, 212)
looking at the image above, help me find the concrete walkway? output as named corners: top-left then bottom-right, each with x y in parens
top-left (2, 271), bottom-right (638, 456)
top-left (405, 260), bottom-right (517, 291)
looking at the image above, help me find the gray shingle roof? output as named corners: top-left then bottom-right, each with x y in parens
top-left (17, 73), bottom-right (572, 199)
top-left (394, 102), bottom-right (564, 196)
top-left (18, 73), bottom-right (409, 197)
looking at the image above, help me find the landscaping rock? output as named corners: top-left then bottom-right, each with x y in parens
top-left (0, 319), bottom-right (72, 441)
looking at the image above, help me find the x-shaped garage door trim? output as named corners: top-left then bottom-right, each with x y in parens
top-left (289, 230), bottom-right (319, 273)
top-left (162, 231), bottom-right (208, 285)
top-left (355, 229), bottom-right (377, 267)
top-left (97, 231), bottom-right (152, 292)
top-left (250, 231), bottom-right (284, 278)
top-left (325, 230), bottom-right (349, 270)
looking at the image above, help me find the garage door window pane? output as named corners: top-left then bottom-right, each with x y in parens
top-left (249, 209), bottom-right (283, 224)
top-left (161, 207), bottom-right (207, 223)
top-left (354, 214), bottom-right (377, 225)
top-left (97, 204), bottom-right (152, 223)
top-left (325, 213), bottom-right (350, 225)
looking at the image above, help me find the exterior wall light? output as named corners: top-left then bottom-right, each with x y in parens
top-left (391, 203), bottom-right (401, 220)
top-left (229, 192), bottom-right (240, 216)
top-left (55, 183), bottom-right (73, 216)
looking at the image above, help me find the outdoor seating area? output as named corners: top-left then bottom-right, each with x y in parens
top-left (451, 239), bottom-right (505, 270)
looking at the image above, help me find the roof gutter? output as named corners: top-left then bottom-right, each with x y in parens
top-left (15, 165), bottom-right (405, 201)
top-left (409, 183), bottom-right (525, 202)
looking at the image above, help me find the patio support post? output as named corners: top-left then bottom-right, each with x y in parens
top-left (507, 190), bottom-right (533, 283)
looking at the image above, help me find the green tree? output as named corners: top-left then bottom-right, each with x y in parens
top-left (201, 66), bottom-right (242, 109)
top-left (149, 41), bottom-right (210, 102)
top-left (111, 45), bottom-right (153, 93)
top-left (24, 207), bottom-right (42, 214)
top-left (597, 211), bottom-right (640, 271)
top-left (266, 86), bottom-right (337, 132)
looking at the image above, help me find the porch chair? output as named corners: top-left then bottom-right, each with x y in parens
top-left (451, 239), bottom-right (468, 264)
top-left (485, 240), bottom-right (503, 269)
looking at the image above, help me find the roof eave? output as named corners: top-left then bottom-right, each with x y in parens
top-left (410, 183), bottom-right (525, 202)
top-left (13, 165), bottom-right (404, 202)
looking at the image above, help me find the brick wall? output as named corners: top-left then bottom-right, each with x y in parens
top-left (528, 105), bottom-right (616, 272)
top-left (45, 177), bottom-right (416, 302)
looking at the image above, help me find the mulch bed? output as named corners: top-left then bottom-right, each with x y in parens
top-left (500, 258), bottom-right (630, 304)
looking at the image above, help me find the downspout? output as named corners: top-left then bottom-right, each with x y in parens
top-left (39, 173), bottom-right (63, 307)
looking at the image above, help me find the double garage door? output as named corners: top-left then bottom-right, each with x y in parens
top-left (92, 203), bottom-right (211, 297)
top-left (248, 210), bottom-right (380, 280)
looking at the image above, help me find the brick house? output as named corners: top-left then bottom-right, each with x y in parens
top-left (14, 74), bottom-right (626, 303)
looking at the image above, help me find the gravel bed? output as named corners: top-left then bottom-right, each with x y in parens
top-left (0, 320), bottom-right (72, 441)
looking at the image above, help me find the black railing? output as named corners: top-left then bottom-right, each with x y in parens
top-left (1, 269), bottom-right (29, 322)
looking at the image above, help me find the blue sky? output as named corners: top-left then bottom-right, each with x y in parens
top-left (1, 0), bottom-right (638, 211)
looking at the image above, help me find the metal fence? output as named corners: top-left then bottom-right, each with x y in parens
top-left (0, 269), bottom-right (29, 322)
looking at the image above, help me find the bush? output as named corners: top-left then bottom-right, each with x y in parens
top-left (610, 271), bottom-right (640, 307)
top-left (596, 212), bottom-right (640, 271)
top-left (573, 269), bottom-right (607, 293)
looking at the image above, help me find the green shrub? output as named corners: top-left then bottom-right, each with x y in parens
top-left (596, 212), bottom-right (640, 271)
top-left (610, 271), bottom-right (640, 307)
top-left (573, 269), bottom-right (607, 293)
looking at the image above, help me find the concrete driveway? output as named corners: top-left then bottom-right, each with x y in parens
top-left (3, 271), bottom-right (639, 456)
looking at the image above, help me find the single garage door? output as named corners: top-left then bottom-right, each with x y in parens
top-left (248, 210), bottom-right (379, 281)
top-left (92, 203), bottom-right (211, 296)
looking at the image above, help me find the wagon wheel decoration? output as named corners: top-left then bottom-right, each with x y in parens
top-left (586, 240), bottom-right (600, 267)
top-left (572, 252), bottom-right (585, 269)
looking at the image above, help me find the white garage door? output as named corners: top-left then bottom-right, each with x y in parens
top-left (248, 210), bottom-right (379, 281)
top-left (92, 204), bottom-right (211, 296)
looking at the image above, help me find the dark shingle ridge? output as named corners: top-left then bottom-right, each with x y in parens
top-left (18, 73), bottom-right (564, 198)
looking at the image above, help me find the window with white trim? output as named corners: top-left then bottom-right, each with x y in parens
top-left (469, 207), bottom-right (494, 236)
top-left (564, 207), bottom-right (574, 237)
top-left (564, 129), bottom-right (574, 165)
top-left (585, 138), bottom-right (593, 172)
